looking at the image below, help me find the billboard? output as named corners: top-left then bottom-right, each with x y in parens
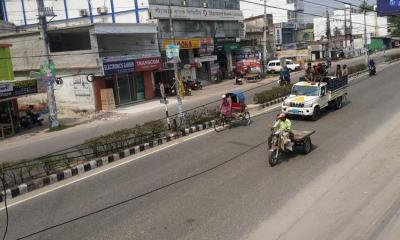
top-left (377, 0), bottom-right (400, 16)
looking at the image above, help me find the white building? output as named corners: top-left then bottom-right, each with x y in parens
top-left (241, 0), bottom-right (304, 25)
top-left (1, 0), bottom-right (151, 27)
top-left (313, 8), bottom-right (388, 42)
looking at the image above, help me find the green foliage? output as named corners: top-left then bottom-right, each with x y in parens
top-left (347, 64), bottom-right (367, 75)
top-left (85, 120), bottom-right (167, 157)
top-left (185, 108), bottom-right (219, 127)
top-left (385, 53), bottom-right (400, 62)
top-left (390, 16), bottom-right (400, 36)
top-left (254, 85), bottom-right (293, 104)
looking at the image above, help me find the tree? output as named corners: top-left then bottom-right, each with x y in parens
top-left (390, 16), bottom-right (400, 36)
top-left (360, 2), bottom-right (374, 12)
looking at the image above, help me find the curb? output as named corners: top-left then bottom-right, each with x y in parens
top-left (0, 121), bottom-right (216, 203)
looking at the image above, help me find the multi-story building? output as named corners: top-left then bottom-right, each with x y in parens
top-left (242, 14), bottom-right (274, 60)
top-left (0, 0), bottom-right (243, 110)
top-left (148, 0), bottom-right (243, 82)
top-left (313, 8), bottom-right (388, 42)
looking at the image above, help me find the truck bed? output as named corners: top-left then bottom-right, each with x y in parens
top-left (292, 130), bottom-right (316, 142)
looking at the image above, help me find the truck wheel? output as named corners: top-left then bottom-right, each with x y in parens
top-left (335, 97), bottom-right (343, 110)
top-left (311, 106), bottom-right (320, 121)
top-left (303, 137), bottom-right (312, 154)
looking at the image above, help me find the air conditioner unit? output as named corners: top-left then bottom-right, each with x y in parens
top-left (97, 6), bottom-right (108, 15)
top-left (182, 0), bottom-right (188, 6)
top-left (202, 2), bottom-right (208, 8)
top-left (79, 9), bottom-right (88, 17)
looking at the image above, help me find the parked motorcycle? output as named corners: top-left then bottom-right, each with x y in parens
top-left (19, 110), bottom-right (43, 129)
top-left (186, 80), bottom-right (203, 90)
top-left (235, 76), bottom-right (243, 85)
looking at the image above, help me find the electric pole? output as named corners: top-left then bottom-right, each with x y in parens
top-left (262, 0), bottom-right (267, 73)
top-left (349, 6), bottom-right (354, 54)
top-left (344, 7), bottom-right (348, 48)
top-left (363, 0), bottom-right (369, 65)
top-left (36, 0), bottom-right (59, 128)
top-left (326, 9), bottom-right (331, 59)
top-left (168, 0), bottom-right (184, 125)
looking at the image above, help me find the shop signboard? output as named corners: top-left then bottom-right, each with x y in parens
top-left (377, 0), bottom-right (400, 16)
top-left (149, 5), bottom-right (243, 21)
top-left (215, 37), bottom-right (240, 52)
top-left (0, 80), bottom-right (38, 100)
top-left (134, 57), bottom-right (162, 72)
top-left (103, 60), bottom-right (135, 75)
top-left (224, 43), bottom-right (240, 52)
top-left (163, 39), bottom-right (201, 49)
top-left (194, 55), bottom-right (218, 63)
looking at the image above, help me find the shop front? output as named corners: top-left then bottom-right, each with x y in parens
top-left (162, 37), bottom-right (216, 83)
top-left (214, 37), bottom-right (241, 77)
top-left (95, 56), bottom-right (162, 110)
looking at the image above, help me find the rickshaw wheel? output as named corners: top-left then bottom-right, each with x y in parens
top-left (214, 116), bottom-right (226, 132)
top-left (242, 111), bottom-right (251, 125)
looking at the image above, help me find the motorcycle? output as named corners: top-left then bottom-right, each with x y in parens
top-left (19, 110), bottom-right (44, 129)
top-left (186, 80), bottom-right (203, 90)
top-left (267, 128), bottom-right (315, 167)
top-left (279, 76), bottom-right (291, 86)
top-left (235, 76), bottom-right (243, 85)
top-left (369, 65), bottom-right (376, 76)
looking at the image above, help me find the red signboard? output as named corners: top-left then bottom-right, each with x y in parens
top-left (134, 57), bottom-right (162, 72)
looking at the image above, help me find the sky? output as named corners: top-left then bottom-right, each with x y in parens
top-left (241, 0), bottom-right (377, 23)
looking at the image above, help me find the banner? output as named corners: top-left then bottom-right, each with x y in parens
top-left (134, 57), bottom-right (162, 72)
top-left (377, 0), bottom-right (400, 16)
top-left (163, 39), bottom-right (201, 49)
top-left (0, 80), bottom-right (38, 100)
top-left (149, 5), bottom-right (243, 21)
top-left (103, 60), bottom-right (135, 75)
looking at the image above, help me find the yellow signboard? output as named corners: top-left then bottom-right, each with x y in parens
top-left (163, 38), bottom-right (201, 49)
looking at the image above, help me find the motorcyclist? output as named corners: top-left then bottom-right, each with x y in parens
top-left (279, 66), bottom-right (290, 85)
top-left (368, 59), bottom-right (376, 69)
top-left (272, 113), bottom-right (294, 151)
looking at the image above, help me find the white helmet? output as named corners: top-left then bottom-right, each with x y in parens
top-left (221, 94), bottom-right (226, 99)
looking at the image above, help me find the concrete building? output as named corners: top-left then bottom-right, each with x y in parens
top-left (313, 8), bottom-right (388, 42)
top-left (241, 0), bottom-right (305, 51)
top-left (148, 0), bottom-right (243, 82)
top-left (242, 14), bottom-right (274, 59)
top-left (0, 23), bottom-right (161, 111)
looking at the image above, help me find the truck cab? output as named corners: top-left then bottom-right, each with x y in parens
top-left (282, 78), bottom-right (347, 120)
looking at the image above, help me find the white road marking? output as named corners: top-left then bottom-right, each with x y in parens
top-left (0, 129), bottom-right (214, 210)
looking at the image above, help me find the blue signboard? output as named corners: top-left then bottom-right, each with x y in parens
top-left (377, 0), bottom-right (400, 16)
top-left (103, 60), bottom-right (135, 75)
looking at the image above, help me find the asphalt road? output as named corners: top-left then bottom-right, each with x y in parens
top-left (2, 49), bottom-right (399, 163)
top-left (1, 57), bottom-right (400, 239)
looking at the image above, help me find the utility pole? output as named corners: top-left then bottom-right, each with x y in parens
top-left (262, 0), bottom-right (267, 73)
top-left (344, 7), bottom-right (348, 48)
top-left (349, 6), bottom-right (354, 53)
top-left (168, 0), bottom-right (184, 125)
top-left (363, 0), bottom-right (369, 65)
top-left (36, 0), bottom-right (59, 128)
top-left (326, 9), bottom-right (331, 59)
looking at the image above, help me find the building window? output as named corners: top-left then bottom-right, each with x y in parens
top-left (48, 31), bottom-right (92, 52)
